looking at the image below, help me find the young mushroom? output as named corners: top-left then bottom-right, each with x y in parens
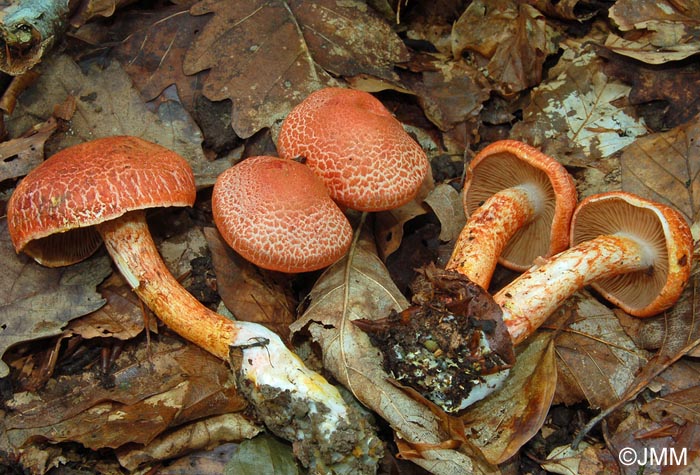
top-left (7, 136), bottom-right (379, 473)
top-left (277, 87), bottom-right (429, 212)
top-left (496, 191), bottom-right (694, 345)
top-left (446, 140), bottom-right (577, 289)
top-left (358, 192), bottom-right (693, 413)
top-left (212, 156), bottom-right (352, 273)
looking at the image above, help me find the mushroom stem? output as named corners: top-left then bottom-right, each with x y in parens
top-left (446, 184), bottom-right (540, 288)
top-left (495, 233), bottom-right (649, 345)
top-left (97, 210), bottom-right (375, 469)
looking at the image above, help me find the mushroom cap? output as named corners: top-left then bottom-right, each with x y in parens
top-left (571, 191), bottom-right (693, 317)
top-left (277, 87), bottom-right (429, 212)
top-left (7, 136), bottom-right (196, 267)
top-left (212, 156), bottom-right (353, 273)
top-left (463, 140), bottom-right (577, 271)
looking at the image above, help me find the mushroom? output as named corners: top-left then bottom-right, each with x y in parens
top-left (277, 87), bottom-right (429, 212)
top-left (446, 140), bottom-right (577, 289)
top-left (212, 156), bottom-right (352, 273)
top-left (7, 136), bottom-right (378, 472)
top-left (357, 192), bottom-right (693, 413)
top-left (496, 191), bottom-right (694, 345)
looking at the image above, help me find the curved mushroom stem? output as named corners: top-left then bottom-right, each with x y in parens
top-left (96, 210), bottom-right (379, 472)
top-left (446, 183), bottom-right (540, 288)
top-left (495, 233), bottom-right (650, 345)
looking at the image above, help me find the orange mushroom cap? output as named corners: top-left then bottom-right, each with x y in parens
top-left (212, 156), bottom-right (353, 273)
top-left (277, 87), bottom-right (429, 212)
top-left (7, 136), bottom-right (196, 267)
top-left (571, 191), bottom-right (693, 317)
top-left (463, 140), bottom-right (577, 271)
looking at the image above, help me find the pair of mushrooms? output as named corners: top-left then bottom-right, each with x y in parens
top-left (214, 87), bottom-right (428, 273)
top-left (5, 87), bottom-right (429, 471)
top-left (447, 140), bottom-right (693, 344)
top-left (364, 139), bottom-right (694, 413)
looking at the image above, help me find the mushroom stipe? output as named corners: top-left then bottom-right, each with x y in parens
top-left (7, 136), bottom-right (381, 473)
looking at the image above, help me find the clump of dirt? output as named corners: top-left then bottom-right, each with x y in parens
top-left (355, 265), bottom-right (515, 413)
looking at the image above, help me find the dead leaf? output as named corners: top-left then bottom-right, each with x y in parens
top-left (70, 0), bottom-right (140, 27)
top-left (403, 58), bottom-right (491, 134)
top-left (0, 221), bottom-right (111, 377)
top-left (600, 48), bottom-right (700, 129)
top-left (183, 0), bottom-right (409, 138)
top-left (6, 54), bottom-right (231, 187)
top-left (461, 333), bottom-right (556, 464)
top-left (67, 273), bottom-right (152, 340)
top-left (103, 3), bottom-right (210, 109)
top-left (0, 117), bottom-right (56, 182)
top-left (549, 293), bottom-right (651, 408)
top-left (3, 336), bottom-right (247, 451)
top-left (291, 228), bottom-right (499, 475)
top-left (610, 0), bottom-right (700, 28)
top-left (451, 0), bottom-right (559, 95)
top-left (223, 434), bottom-right (299, 475)
top-left (510, 45), bottom-right (647, 166)
top-left (117, 414), bottom-right (262, 471)
top-left (423, 183), bottom-right (467, 243)
top-left (204, 227), bottom-right (296, 341)
top-left (526, 0), bottom-right (599, 21)
top-left (620, 115), bottom-right (700, 224)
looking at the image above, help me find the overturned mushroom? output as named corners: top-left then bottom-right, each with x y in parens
top-left (277, 87), bottom-right (429, 212)
top-left (212, 156), bottom-right (352, 273)
top-left (7, 136), bottom-right (380, 473)
top-left (497, 191), bottom-right (694, 344)
top-left (359, 192), bottom-right (693, 413)
top-left (446, 140), bottom-right (577, 289)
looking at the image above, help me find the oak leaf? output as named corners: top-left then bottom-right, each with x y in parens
top-left (291, 229), bottom-right (498, 475)
top-left (183, 0), bottom-right (410, 138)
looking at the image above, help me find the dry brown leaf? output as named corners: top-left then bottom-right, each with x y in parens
top-left (608, 0), bottom-right (700, 34)
top-left (117, 413), bottom-right (261, 471)
top-left (204, 227), bottom-right (296, 341)
top-left (461, 333), bottom-right (556, 464)
top-left (0, 221), bottom-right (111, 377)
top-left (67, 272), bottom-right (152, 340)
top-left (104, 3), bottom-right (210, 109)
top-left (526, 0), bottom-right (599, 21)
top-left (0, 118), bottom-right (56, 182)
top-left (6, 54), bottom-right (231, 187)
top-left (3, 336), bottom-right (247, 451)
top-left (601, 49), bottom-right (700, 129)
top-left (403, 58), bottom-right (491, 134)
top-left (620, 115), bottom-right (700, 225)
top-left (183, 0), bottom-right (409, 138)
top-left (375, 169), bottom-right (435, 261)
top-left (423, 183), bottom-right (467, 243)
top-left (608, 410), bottom-right (699, 475)
top-left (549, 293), bottom-right (650, 408)
top-left (510, 44), bottom-right (647, 167)
top-left (291, 229), bottom-right (499, 475)
top-left (69, 0), bottom-right (139, 27)
top-left (451, 0), bottom-right (559, 95)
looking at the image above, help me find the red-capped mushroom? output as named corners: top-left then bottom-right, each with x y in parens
top-left (277, 87), bottom-right (429, 212)
top-left (212, 156), bottom-right (352, 273)
top-left (6, 136), bottom-right (376, 471)
top-left (496, 191), bottom-right (694, 344)
top-left (446, 140), bottom-right (577, 289)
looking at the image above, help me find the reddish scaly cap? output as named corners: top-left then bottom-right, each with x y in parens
top-left (212, 156), bottom-right (353, 273)
top-left (277, 87), bottom-right (429, 212)
top-left (7, 136), bottom-right (196, 253)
